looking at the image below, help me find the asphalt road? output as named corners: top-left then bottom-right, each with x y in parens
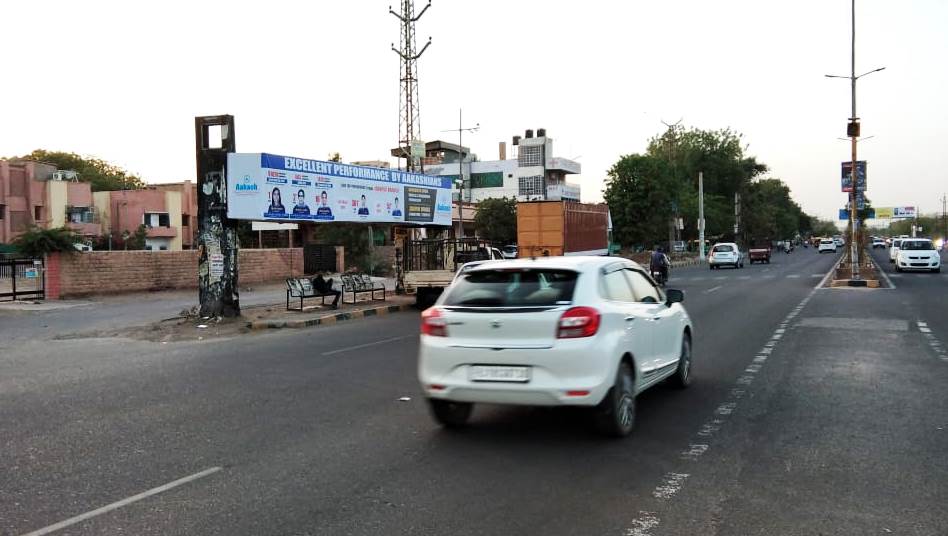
top-left (2, 247), bottom-right (946, 535)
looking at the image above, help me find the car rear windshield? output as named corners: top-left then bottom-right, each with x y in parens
top-left (712, 245), bottom-right (734, 252)
top-left (820, 240), bottom-right (833, 244)
top-left (443, 268), bottom-right (578, 307)
top-left (901, 240), bottom-right (934, 250)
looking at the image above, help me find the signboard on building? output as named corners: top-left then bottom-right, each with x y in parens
top-left (839, 208), bottom-right (876, 220)
top-left (841, 161), bottom-right (867, 192)
top-left (892, 206), bottom-right (916, 219)
top-left (227, 153), bottom-right (453, 226)
top-left (546, 183), bottom-right (582, 201)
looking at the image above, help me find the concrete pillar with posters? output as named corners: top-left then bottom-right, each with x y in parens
top-left (195, 115), bottom-right (240, 318)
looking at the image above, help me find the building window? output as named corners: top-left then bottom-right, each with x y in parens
top-left (0, 204), bottom-right (5, 220)
top-left (518, 145), bottom-right (543, 167)
top-left (34, 206), bottom-right (43, 222)
top-left (518, 175), bottom-right (545, 197)
top-left (67, 207), bottom-right (96, 224)
top-left (144, 212), bottom-right (171, 227)
top-left (181, 215), bottom-right (190, 227)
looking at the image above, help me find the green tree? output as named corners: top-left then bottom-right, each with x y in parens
top-left (10, 150), bottom-right (145, 191)
top-left (122, 224), bottom-right (149, 250)
top-left (12, 226), bottom-right (81, 257)
top-left (473, 197), bottom-right (517, 244)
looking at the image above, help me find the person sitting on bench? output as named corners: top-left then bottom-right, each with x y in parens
top-left (312, 274), bottom-right (341, 309)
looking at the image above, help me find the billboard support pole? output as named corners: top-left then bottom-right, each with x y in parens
top-left (195, 115), bottom-right (240, 318)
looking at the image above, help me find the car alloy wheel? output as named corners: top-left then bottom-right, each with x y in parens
top-left (594, 361), bottom-right (635, 437)
top-left (671, 334), bottom-right (692, 388)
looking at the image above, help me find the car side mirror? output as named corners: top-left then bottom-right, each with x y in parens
top-left (665, 288), bottom-right (684, 305)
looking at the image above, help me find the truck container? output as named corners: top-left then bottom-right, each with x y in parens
top-left (517, 201), bottom-right (609, 257)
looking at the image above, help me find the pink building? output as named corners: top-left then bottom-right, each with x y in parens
top-left (92, 182), bottom-right (197, 251)
top-left (0, 160), bottom-right (100, 245)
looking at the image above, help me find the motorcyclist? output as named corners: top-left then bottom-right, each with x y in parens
top-left (650, 246), bottom-right (670, 284)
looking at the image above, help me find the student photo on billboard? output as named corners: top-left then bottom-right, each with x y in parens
top-left (391, 196), bottom-right (403, 217)
top-left (267, 187), bottom-right (286, 216)
top-left (357, 194), bottom-right (370, 216)
top-left (315, 190), bottom-right (334, 220)
top-left (292, 189), bottom-right (310, 216)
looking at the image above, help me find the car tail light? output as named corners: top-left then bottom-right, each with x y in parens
top-left (557, 307), bottom-right (601, 339)
top-left (421, 307), bottom-right (448, 337)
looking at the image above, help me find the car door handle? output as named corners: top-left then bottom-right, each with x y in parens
top-left (625, 316), bottom-right (636, 322)
top-left (652, 317), bottom-right (661, 321)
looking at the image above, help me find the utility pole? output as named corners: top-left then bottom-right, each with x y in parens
top-left (390, 0), bottom-right (431, 172)
top-left (442, 110), bottom-right (479, 238)
top-left (942, 194), bottom-right (947, 247)
top-left (195, 115), bottom-right (239, 318)
top-left (826, 0), bottom-right (885, 280)
top-left (698, 171), bottom-right (706, 261)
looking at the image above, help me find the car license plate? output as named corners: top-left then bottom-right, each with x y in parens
top-left (469, 365), bottom-right (531, 383)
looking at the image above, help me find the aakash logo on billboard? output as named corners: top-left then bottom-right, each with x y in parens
top-left (234, 175), bottom-right (259, 195)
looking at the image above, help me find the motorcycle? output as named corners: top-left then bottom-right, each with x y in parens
top-left (651, 267), bottom-right (668, 286)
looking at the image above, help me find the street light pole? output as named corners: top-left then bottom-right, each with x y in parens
top-left (441, 110), bottom-right (479, 239)
top-left (826, 0), bottom-right (885, 280)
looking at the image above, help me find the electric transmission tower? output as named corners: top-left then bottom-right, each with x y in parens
top-left (390, 0), bottom-right (432, 171)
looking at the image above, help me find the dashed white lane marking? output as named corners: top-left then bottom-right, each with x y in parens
top-left (622, 267), bottom-right (828, 536)
top-left (653, 473), bottom-right (690, 499)
top-left (625, 512), bottom-right (660, 536)
top-left (786, 274), bottom-right (801, 279)
top-left (21, 467), bottom-right (223, 536)
top-left (737, 275), bottom-right (752, 280)
top-left (810, 273), bottom-right (824, 278)
top-left (704, 285), bottom-right (722, 294)
top-left (680, 444), bottom-right (709, 460)
top-left (918, 320), bottom-right (948, 361)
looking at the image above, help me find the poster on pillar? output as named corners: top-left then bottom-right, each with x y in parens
top-left (840, 161), bottom-right (867, 192)
top-left (226, 153), bottom-right (453, 225)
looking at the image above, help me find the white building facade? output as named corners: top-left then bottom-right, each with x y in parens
top-left (424, 130), bottom-right (582, 203)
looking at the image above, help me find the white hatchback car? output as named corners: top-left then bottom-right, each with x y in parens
top-left (889, 238), bottom-right (903, 263)
top-left (708, 242), bottom-right (743, 269)
top-left (818, 238), bottom-right (837, 253)
top-left (895, 239), bottom-right (941, 273)
top-left (418, 256), bottom-right (693, 437)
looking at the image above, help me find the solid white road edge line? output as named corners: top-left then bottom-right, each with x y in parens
top-left (20, 466), bottom-right (223, 536)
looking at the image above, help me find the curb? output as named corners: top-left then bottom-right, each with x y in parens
top-left (247, 303), bottom-right (413, 330)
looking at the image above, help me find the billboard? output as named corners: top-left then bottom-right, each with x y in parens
top-left (841, 161), bottom-right (867, 192)
top-left (227, 153), bottom-right (453, 226)
top-left (839, 208), bottom-right (875, 220)
top-left (873, 206), bottom-right (916, 219)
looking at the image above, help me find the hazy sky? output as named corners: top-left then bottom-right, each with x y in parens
top-left (3, 0), bottom-right (946, 221)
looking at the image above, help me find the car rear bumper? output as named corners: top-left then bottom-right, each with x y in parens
top-left (418, 337), bottom-right (615, 407)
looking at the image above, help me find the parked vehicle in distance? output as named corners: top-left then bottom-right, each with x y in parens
top-left (501, 245), bottom-right (518, 259)
top-left (708, 243), bottom-right (743, 269)
top-left (403, 238), bottom-right (506, 308)
top-left (818, 239), bottom-right (837, 253)
top-left (895, 239), bottom-right (941, 273)
top-left (748, 242), bottom-right (771, 264)
top-left (872, 238), bottom-right (886, 249)
top-left (418, 256), bottom-right (693, 437)
top-left (833, 236), bottom-right (845, 247)
top-left (517, 201), bottom-right (610, 257)
top-left (889, 238), bottom-right (904, 263)
top-left (73, 243), bottom-right (93, 252)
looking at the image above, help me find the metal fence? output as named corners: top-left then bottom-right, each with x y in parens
top-left (0, 258), bottom-right (45, 301)
top-left (403, 238), bottom-right (495, 272)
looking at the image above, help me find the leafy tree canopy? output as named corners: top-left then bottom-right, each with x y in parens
top-left (13, 226), bottom-right (81, 257)
top-left (10, 150), bottom-right (145, 191)
top-left (473, 197), bottom-right (518, 245)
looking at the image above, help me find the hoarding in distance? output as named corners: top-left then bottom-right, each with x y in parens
top-left (839, 208), bottom-right (876, 220)
top-left (873, 206), bottom-right (916, 219)
top-left (841, 161), bottom-right (867, 192)
top-left (227, 153), bottom-right (453, 226)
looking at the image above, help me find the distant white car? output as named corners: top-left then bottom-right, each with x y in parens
top-left (895, 239), bottom-right (941, 273)
top-left (889, 239), bottom-right (903, 263)
top-left (833, 236), bottom-right (845, 248)
top-left (708, 243), bottom-right (743, 269)
top-left (419, 256), bottom-right (694, 437)
top-left (872, 238), bottom-right (886, 249)
top-left (501, 245), bottom-right (518, 259)
top-left (818, 239), bottom-right (837, 253)
top-left (73, 243), bottom-right (92, 252)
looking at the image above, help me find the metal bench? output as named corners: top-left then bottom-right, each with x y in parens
top-left (285, 278), bottom-right (337, 311)
top-left (340, 273), bottom-right (386, 304)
